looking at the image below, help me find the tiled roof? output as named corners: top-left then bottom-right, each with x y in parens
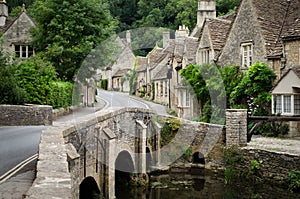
top-left (174, 37), bottom-right (185, 58)
top-left (206, 18), bottom-right (232, 51)
top-left (113, 68), bottom-right (130, 77)
top-left (184, 37), bottom-right (198, 64)
top-left (282, 0), bottom-right (300, 39)
top-left (0, 18), bottom-right (16, 33)
top-left (136, 56), bottom-right (148, 72)
top-left (148, 47), bottom-right (169, 70)
top-left (252, 0), bottom-right (300, 57)
top-left (152, 56), bottom-right (170, 80)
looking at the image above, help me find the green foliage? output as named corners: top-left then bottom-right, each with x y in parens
top-left (51, 81), bottom-right (73, 109)
top-left (160, 118), bottom-right (180, 147)
top-left (220, 65), bottom-right (243, 108)
top-left (99, 79), bottom-right (108, 90)
top-left (248, 121), bottom-right (289, 137)
top-left (167, 108), bottom-right (178, 117)
top-left (0, 64), bottom-right (27, 105)
top-left (15, 56), bottom-right (56, 105)
top-left (223, 146), bottom-right (244, 184)
top-left (182, 146), bottom-right (192, 161)
top-left (180, 63), bottom-right (226, 124)
top-left (248, 160), bottom-right (260, 175)
top-left (30, 0), bottom-right (117, 81)
top-left (287, 170), bottom-right (300, 192)
top-left (216, 0), bottom-right (239, 16)
top-left (129, 68), bottom-right (138, 95)
top-left (230, 62), bottom-right (276, 116)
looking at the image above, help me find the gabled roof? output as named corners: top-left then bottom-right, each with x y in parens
top-left (113, 68), bottom-right (130, 78)
top-left (251, 0), bottom-right (300, 57)
top-left (148, 47), bottom-right (169, 70)
top-left (271, 67), bottom-right (300, 92)
top-left (184, 37), bottom-right (198, 64)
top-left (281, 0), bottom-right (300, 39)
top-left (174, 37), bottom-right (185, 59)
top-left (136, 56), bottom-right (148, 72)
top-left (206, 18), bottom-right (232, 51)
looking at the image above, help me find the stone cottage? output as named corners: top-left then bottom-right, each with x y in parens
top-left (97, 31), bottom-right (136, 91)
top-left (217, 0), bottom-right (300, 78)
top-left (0, 1), bottom-right (36, 58)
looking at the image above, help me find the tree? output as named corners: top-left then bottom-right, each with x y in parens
top-left (220, 65), bottom-right (243, 108)
top-left (216, 0), bottom-right (240, 16)
top-left (180, 64), bottom-right (226, 124)
top-left (134, 0), bottom-right (197, 31)
top-left (230, 62), bottom-right (276, 115)
top-left (105, 0), bottom-right (139, 32)
top-left (30, 0), bottom-right (117, 81)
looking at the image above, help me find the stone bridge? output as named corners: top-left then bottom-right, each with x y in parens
top-left (26, 108), bottom-right (247, 199)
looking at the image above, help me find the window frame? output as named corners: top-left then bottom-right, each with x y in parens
top-left (241, 42), bottom-right (253, 68)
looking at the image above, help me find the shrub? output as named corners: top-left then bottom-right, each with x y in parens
top-left (51, 81), bottom-right (73, 109)
top-left (15, 57), bottom-right (56, 105)
top-left (0, 64), bottom-right (27, 105)
top-left (287, 170), bottom-right (300, 192)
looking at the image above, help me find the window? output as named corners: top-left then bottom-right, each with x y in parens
top-left (200, 49), bottom-right (210, 64)
top-left (165, 81), bottom-right (168, 97)
top-left (178, 89), bottom-right (190, 107)
top-left (241, 43), bottom-right (252, 67)
top-left (156, 83), bottom-right (159, 96)
top-left (275, 95), bottom-right (282, 113)
top-left (294, 95), bottom-right (300, 114)
top-left (160, 81), bottom-right (163, 96)
top-left (283, 95), bottom-right (291, 113)
top-left (13, 44), bottom-right (34, 58)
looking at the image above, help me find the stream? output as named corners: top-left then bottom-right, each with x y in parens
top-left (115, 169), bottom-right (300, 199)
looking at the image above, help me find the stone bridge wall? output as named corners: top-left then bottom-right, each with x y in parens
top-left (161, 116), bottom-right (226, 170)
top-left (0, 104), bottom-right (52, 126)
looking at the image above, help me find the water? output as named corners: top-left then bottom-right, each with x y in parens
top-left (115, 170), bottom-right (300, 199)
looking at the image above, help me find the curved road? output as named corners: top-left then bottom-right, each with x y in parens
top-left (0, 90), bottom-right (167, 181)
top-left (97, 90), bottom-right (148, 109)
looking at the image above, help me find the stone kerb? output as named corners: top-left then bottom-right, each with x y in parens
top-left (0, 104), bottom-right (53, 126)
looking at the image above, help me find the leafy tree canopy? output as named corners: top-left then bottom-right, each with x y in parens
top-left (230, 62), bottom-right (276, 115)
top-left (30, 0), bottom-right (117, 81)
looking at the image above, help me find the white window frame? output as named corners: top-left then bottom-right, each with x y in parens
top-left (13, 44), bottom-right (34, 58)
top-left (241, 42), bottom-right (253, 68)
top-left (201, 48), bottom-right (210, 64)
top-left (178, 89), bottom-right (190, 108)
top-left (272, 94), bottom-right (299, 115)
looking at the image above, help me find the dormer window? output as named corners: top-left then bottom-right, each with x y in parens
top-left (13, 44), bottom-right (34, 58)
top-left (198, 48), bottom-right (210, 64)
top-left (241, 42), bottom-right (253, 68)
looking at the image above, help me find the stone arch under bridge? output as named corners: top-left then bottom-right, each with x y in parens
top-left (63, 107), bottom-right (161, 199)
top-left (61, 108), bottom-right (249, 199)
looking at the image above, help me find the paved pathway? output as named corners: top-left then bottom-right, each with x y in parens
top-left (245, 136), bottom-right (300, 155)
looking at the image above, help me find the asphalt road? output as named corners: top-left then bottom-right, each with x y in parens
top-left (97, 90), bottom-right (149, 109)
top-left (0, 126), bottom-right (48, 176)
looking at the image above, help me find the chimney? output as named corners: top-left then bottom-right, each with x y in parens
top-left (197, 0), bottom-right (216, 28)
top-left (0, 0), bottom-right (8, 27)
top-left (175, 24), bottom-right (189, 39)
top-left (126, 30), bottom-right (131, 45)
top-left (163, 31), bottom-right (170, 49)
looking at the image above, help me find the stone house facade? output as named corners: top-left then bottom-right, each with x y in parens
top-left (217, 0), bottom-right (300, 79)
top-left (0, 1), bottom-right (36, 58)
